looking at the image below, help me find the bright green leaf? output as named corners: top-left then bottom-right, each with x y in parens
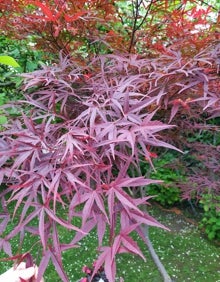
top-left (0, 115), bottom-right (7, 124)
top-left (0, 55), bottom-right (20, 67)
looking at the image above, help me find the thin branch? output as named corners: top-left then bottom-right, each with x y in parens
top-left (136, 0), bottom-right (154, 30)
top-left (128, 0), bottom-right (139, 53)
top-left (142, 225), bottom-right (174, 282)
top-left (140, 193), bottom-right (174, 281)
top-left (128, 0), bottom-right (155, 53)
top-left (131, 0), bottom-right (136, 18)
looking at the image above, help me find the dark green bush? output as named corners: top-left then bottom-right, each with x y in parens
top-left (141, 152), bottom-right (185, 207)
top-left (0, 35), bottom-right (54, 103)
top-left (199, 194), bottom-right (220, 241)
top-left (0, 36), bottom-right (55, 126)
top-left (0, 35), bottom-right (53, 72)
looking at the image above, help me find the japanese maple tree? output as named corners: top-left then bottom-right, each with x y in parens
top-left (0, 1), bottom-right (220, 281)
top-left (0, 52), bottom-right (179, 281)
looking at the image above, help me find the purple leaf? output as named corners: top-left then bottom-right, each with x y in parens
top-left (0, 239), bottom-right (12, 256)
top-left (45, 207), bottom-right (86, 234)
top-left (39, 208), bottom-right (47, 251)
top-left (71, 218), bottom-right (97, 245)
top-left (37, 250), bottom-right (51, 282)
top-left (113, 188), bottom-right (142, 213)
top-left (121, 235), bottom-right (145, 260)
top-left (0, 213), bottom-right (10, 235)
top-left (49, 248), bottom-right (69, 282)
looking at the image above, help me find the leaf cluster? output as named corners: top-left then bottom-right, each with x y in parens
top-left (1, 35), bottom-right (220, 280)
top-left (0, 53), bottom-right (177, 281)
top-left (199, 194), bottom-right (220, 241)
top-left (141, 153), bottom-right (184, 207)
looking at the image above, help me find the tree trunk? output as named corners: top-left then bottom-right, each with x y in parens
top-left (142, 225), bottom-right (173, 282)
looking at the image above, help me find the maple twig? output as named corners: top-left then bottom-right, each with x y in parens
top-left (142, 225), bottom-right (173, 282)
top-left (136, 0), bottom-right (154, 31)
top-left (128, 0), bottom-right (155, 53)
top-left (140, 184), bottom-right (173, 282)
top-left (128, 0), bottom-right (139, 53)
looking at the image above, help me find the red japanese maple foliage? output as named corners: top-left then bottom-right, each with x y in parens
top-left (0, 0), bottom-right (120, 56)
top-left (0, 1), bottom-right (220, 281)
top-left (0, 0), bottom-right (218, 55)
top-left (0, 52), bottom-right (179, 281)
top-left (1, 43), bottom-right (219, 281)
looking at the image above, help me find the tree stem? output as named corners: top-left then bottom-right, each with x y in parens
top-left (140, 185), bottom-right (173, 282)
top-left (142, 225), bottom-right (173, 282)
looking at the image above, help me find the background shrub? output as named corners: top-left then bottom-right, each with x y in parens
top-left (199, 194), bottom-right (220, 241)
top-left (141, 153), bottom-right (184, 207)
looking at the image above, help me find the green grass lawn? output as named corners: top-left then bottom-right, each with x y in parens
top-left (0, 203), bottom-right (219, 282)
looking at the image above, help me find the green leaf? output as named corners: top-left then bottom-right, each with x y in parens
top-left (207, 231), bottom-right (215, 240)
top-left (0, 56), bottom-right (20, 68)
top-left (0, 115), bottom-right (7, 124)
top-left (203, 205), bottom-right (209, 212)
